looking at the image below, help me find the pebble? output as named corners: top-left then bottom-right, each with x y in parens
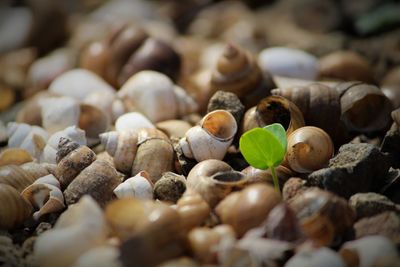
top-left (207, 90), bottom-right (245, 127)
top-left (349, 192), bottom-right (398, 220)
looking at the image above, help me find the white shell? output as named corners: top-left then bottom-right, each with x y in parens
top-left (40, 126), bottom-right (87, 164)
top-left (40, 96), bottom-right (80, 134)
top-left (179, 110), bottom-right (237, 162)
top-left (7, 122), bottom-right (48, 159)
top-left (341, 236), bottom-right (399, 267)
top-left (284, 247), bottom-right (346, 267)
top-left (113, 171), bottom-right (153, 200)
top-left (21, 174), bottom-right (65, 220)
top-left (258, 47), bottom-right (319, 80)
top-left (49, 69), bottom-right (115, 101)
top-left (84, 90), bottom-right (118, 122)
top-left (34, 196), bottom-right (108, 267)
top-left (173, 85), bottom-right (198, 116)
top-left (71, 245), bottom-right (121, 267)
top-left (117, 71), bottom-right (197, 122)
top-left (115, 112), bottom-right (155, 132)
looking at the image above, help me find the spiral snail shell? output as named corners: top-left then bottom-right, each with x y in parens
top-left (113, 171), bottom-right (153, 200)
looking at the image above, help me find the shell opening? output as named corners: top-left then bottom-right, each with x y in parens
top-left (212, 171), bottom-right (245, 184)
top-left (256, 98), bottom-right (291, 130)
top-left (201, 110), bottom-right (237, 140)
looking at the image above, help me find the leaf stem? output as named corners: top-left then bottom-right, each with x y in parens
top-left (271, 166), bottom-right (280, 193)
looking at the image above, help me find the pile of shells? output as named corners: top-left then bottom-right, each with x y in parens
top-left (1, 0), bottom-right (400, 267)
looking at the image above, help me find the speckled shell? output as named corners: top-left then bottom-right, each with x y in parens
top-left (179, 110), bottom-right (238, 162)
top-left (7, 122), bottom-right (48, 160)
top-left (0, 184), bottom-right (33, 229)
top-left (186, 159), bottom-right (248, 208)
top-left (34, 196), bottom-right (108, 267)
top-left (0, 162), bottom-right (55, 192)
top-left (215, 183), bottom-right (281, 237)
top-left (285, 126), bottom-right (334, 173)
top-left (21, 174), bottom-right (65, 220)
top-left (176, 189), bottom-right (211, 232)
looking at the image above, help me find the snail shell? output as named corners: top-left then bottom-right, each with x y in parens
top-left (16, 91), bottom-right (55, 126)
top-left (117, 71), bottom-right (197, 122)
top-left (176, 189), bottom-right (211, 232)
top-left (78, 103), bottom-right (110, 146)
top-left (40, 126), bottom-right (86, 164)
top-left (336, 82), bottom-right (393, 133)
top-left (0, 162), bottom-right (55, 192)
top-left (156, 120), bottom-right (192, 138)
top-left (241, 165), bottom-right (294, 188)
top-left (114, 112), bottom-right (155, 132)
top-left (71, 245), bottom-right (121, 267)
top-left (289, 188), bottom-right (355, 246)
top-left (187, 225), bottom-right (236, 264)
top-left (56, 138), bottom-right (121, 206)
top-left (113, 171), bottom-right (153, 200)
top-left (258, 47), bottom-right (319, 80)
top-left (179, 110), bottom-right (238, 162)
top-left (0, 148), bottom-right (33, 167)
top-left (285, 126), bottom-right (334, 173)
top-left (215, 183), bottom-right (281, 237)
top-left (271, 83), bottom-right (349, 145)
top-left (21, 174), bottom-right (65, 220)
top-left (285, 247), bottom-right (346, 267)
top-left (381, 67), bottom-right (400, 109)
top-left (7, 122), bottom-right (48, 160)
top-left (186, 159), bottom-right (248, 208)
top-left (318, 50), bottom-right (374, 84)
top-left (209, 43), bottom-right (270, 108)
top-left (48, 68), bottom-right (115, 101)
top-left (0, 183), bottom-right (33, 229)
top-left (241, 95), bottom-right (305, 136)
top-left (34, 196), bottom-right (108, 267)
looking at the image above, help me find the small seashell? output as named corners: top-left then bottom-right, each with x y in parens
top-left (71, 245), bottom-right (122, 267)
top-left (34, 196), bottom-right (108, 267)
top-left (78, 103), bottom-right (110, 146)
top-left (285, 247), bottom-right (346, 267)
top-left (258, 47), bottom-right (319, 80)
top-left (0, 183), bottom-right (33, 230)
top-left (48, 68), bottom-right (115, 101)
top-left (40, 96), bottom-right (80, 134)
top-left (7, 122), bottom-right (48, 159)
top-left (156, 120), bottom-right (192, 138)
top-left (113, 171), bottom-right (153, 200)
top-left (0, 148), bottom-right (33, 166)
top-left (114, 112), bottom-right (155, 132)
top-left (40, 126), bottom-right (86, 164)
top-left (21, 174), bottom-right (65, 220)
top-left (179, 110), bottom-right (238, 162)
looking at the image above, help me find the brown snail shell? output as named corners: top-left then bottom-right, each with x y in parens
top-left (241, 95), bottom-right (305, 136)
top-left (0, 183), bottom-right (33, 229)
top-left (271, 83), bottom-right (350, 145)
top-left (186, 159), bottom-right (248, 208)
top-left (55, 138), bottom-right (121, 206)
top-left (16, 91), bottom-right (56, 126)
top-left (0, 148), bottom-right (33, 167)
top-left (336, 82), bottom-right (393, 133)
top-left (289, 188), bottom-right (355, 246)
top-left (381, 67), bottom-right (400, 109)
top-left (318, 50), bottom-right (375, 83)
top-left (209, 43), bottom-right (272, 108)
top-left (0, 162), bottom-right (55, 192)
top-left (187, 225), bottom-right (236, 264)
top-left (215, 183), bottom-right (281, 237)
top-left (241, 165), bottom-right (294, 188)
top-left (78, 103), bottom-right (109, 145)
top-left (176, 189), bottom-right (211, 232)
top-left (284, 126), bottom-right (334, 173)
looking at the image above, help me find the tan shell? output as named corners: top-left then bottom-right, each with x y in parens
top-left (176, 189), bottom-right (211, 232)
top-left (215, 183), bottom-right (281, 237)
top-left (0, 148), bottom-right (33, 166)
top-left (0, 162), bottom-right (55, 192)
top-left (0, 84), bottom-right (15, 112)
top-left (187, 225), bottom-right (236, 264)
top-left (241, 96), bottom-right (305, 137)
top-left (284, 126), bottom-right (334, 173)
top-left (0, 183), bottom-right (33, 229)
top-left (289, 188), bottom-right (355, 246)
top-left (241, 165), bottom-right (294, 188)
top-left (186, 159), bottom-right (248, 208)
top-left (34, 196), bottom-right (108, 267)
top-left (179, 110), bottom-right (238, 162)
top-left (21, 174), bottom-right (65, 220)
top-left (78, 103), bottom-right (110, 145)
top-left (16, 91), bottom-right (55, 126)
top-left (156, 120), bottom-right (192, 138)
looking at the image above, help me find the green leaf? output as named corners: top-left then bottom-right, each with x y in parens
top-left (263, 123), bottom-right (287, 153)
top-left (239, 127), bottom-right (285, 169)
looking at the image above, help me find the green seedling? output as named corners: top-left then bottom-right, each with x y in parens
top-left (239, 123), bottom-right (287, 192)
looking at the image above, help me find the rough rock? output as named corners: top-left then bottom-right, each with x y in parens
top-left (154, 172), bottom-right (186, 203)
top-left (207, 90), bottom-right (245, 126)
top-left (381, 123), bottom-right (400, 168)
top-left (307, 143), bottom-right (390, 199)
top-left (349, 192), bottom-right (398, 220)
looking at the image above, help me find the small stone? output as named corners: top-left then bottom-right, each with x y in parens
top-left (381, 123), bottom-right (400, 168)
top-left (154, 172), bottom-right (186, 203)
top-left (380, 168), bottom-right (400, 204)
top-left (34, 222), bottom-right (52, 236)
top-left (354, 211), bottom-right (400, 244)
top-left (307, 143), bottom-right (390, 199)
top-left (207, 91), bottom-right (245, 126)
top-left (349, 192), bottom-right (398, 220)
top-left (282, 177), bottom-right (308, 201)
